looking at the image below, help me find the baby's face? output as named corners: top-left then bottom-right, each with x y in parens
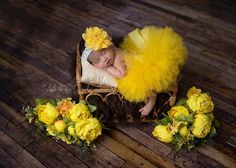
top-left (89, 46), bottom-right (115, 69)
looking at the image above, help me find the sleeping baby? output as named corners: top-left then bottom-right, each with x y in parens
top-left (80, 26), bottom-right (187, 116)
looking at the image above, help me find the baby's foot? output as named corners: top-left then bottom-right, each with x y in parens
top-left (139, 103), bottom-right (155, 117)
top-left (139, 93), bottom-right (157, 117)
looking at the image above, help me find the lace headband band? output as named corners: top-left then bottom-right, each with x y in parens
top-left (81, 48), bottom-right (93, 61)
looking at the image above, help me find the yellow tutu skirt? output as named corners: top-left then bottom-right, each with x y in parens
top-left (117, 26), bottom-right (188, 102)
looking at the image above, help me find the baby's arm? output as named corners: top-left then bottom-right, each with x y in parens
top-left (106, 66), bottom-right (125, 78)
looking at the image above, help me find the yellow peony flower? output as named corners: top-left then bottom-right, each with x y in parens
top-left (82, 27), bottom-right (113, 51)
top-left (187, 86), bottom-right (201, 98)
top-left (192, 114), bottom-right (212, 138)
top-left (179, 125), bottom-right (189, 137)
top-left (68, 126), bottom-right (76, 136)
top-left (37, 103), bottom-right (59, 125)
top-left (75, 118), bottom-right (102, 144)
top-left (68, 103), bottom-right (92, 122)
top-left (187, 93), bottom-right (214, 114)
top-left (168, 106), bottom-right (189, 119)
top-left (54, 120), bottom-right (67, 132)
top-left (46, 125), bottom-right (57, 136)
top-left (152, 125), bottom-right (173, 143)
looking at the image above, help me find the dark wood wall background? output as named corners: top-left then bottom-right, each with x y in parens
top-left (0, 0), bottom-right (236, 167)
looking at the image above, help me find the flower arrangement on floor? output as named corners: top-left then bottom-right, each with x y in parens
top-left (24, 98), bottom-right (102, 151)
top-left (152, 86), bottom-right (219, 150)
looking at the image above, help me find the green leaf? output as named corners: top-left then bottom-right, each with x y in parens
top-left (68, 138), bottom-right (77, 144)
top-left (208, 126), bottom-right (217, 138)
top-left (176, 113), bottom-right (194, 124)
top-left (35, 99), bottom-right (49, 106)
top-left (174, 134), bottom-right (184, 142)
top-left (87, 104), bottom-right (97, 113)
top-left (35, 98), bottom-right (58, 106)
top-left (68, 122), bottom-right (75, 127)
top-left (175, 97), bottom-right (187, 106)
top-left (205, 92), bottom-right (210, 96)
top-left (174, 143), bottom-right (183, 151)
top-left (185, 113), bottom-right (194, 124)
top-left (189, 125), bottom-right (195, 131)
top-left (213, 119), bottom-right (220, 128)
top-left (79, 100), bottom-right (86, 104)
top-left (48, 99), bottom-right (57, 106)
top-left (157, 116), bottom-right (172, 125)
top-left (187, 144), bottom-right (195, 150)
top-left (172, 134), bottom-right (184, 151)
top-left (63, 117), bottom-right (70, 124)
top-left (176, 114), bottom-right (186, 122)
top-left (162, 112), bottom-right (169, 118)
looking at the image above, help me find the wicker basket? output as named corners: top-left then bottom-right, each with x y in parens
top-left (76, 44), bottom-right (178, 123)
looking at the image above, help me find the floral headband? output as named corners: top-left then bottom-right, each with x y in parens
top-left (81, 26), bottom-right (113, 60)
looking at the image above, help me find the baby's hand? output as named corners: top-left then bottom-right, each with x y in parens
top-left (120, 62), bottom-right (127, 76)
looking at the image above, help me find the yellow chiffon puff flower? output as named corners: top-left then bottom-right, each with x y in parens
top-left (192, 114), bottom-right (212, 138)
top-left (187, 93), bottom-right (214, 114)
top-left (75, 118), bottom-right (102, 144)
top-left (37, 103), bottom-right (59, 125)
top-left (168, 106), bottom-right (189, 119)
top-left (57, 98), bottom-right (73, 117)
top-left (170, 120), bottom-right (187, 135)
top-left (152, 124), bottom-right (173, 143)
top-left (54, 120), bottom-right (67, 133)
top-left (187, 86), bottom-right (201, 98)
top-left (82, 26), bottom-right (113, 51)
top-left (68, 103), bottom-right (92, 122)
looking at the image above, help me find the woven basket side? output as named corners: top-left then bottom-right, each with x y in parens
top-left (76, 44), bottom-right (118, 100)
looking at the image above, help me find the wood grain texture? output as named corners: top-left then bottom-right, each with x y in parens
top-left (0, 0), bottom-right (236, 167)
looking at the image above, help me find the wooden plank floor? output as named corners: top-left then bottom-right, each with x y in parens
top-left (0, 0), bottom-right (236, 167)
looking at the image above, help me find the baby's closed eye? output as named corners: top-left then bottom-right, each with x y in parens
top-left (101, 50), bottom-right (106, 55)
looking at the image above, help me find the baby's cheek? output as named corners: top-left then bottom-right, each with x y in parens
top-left (95, 63), bottom-right (108, 69)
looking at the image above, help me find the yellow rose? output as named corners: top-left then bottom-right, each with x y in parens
top-left (179, 125), bottom-right (189, 137)
top-left (46, 125), bottom-right (57, 136)
top-left (168, 106), bottom-right (189, 119)
top-left (68, 103), bottom-right (91, 122)
top-left (192, 114), bottom-right (212, 138)
top-left (152, 125), bottom-right (173, 143)
top-left (37, 103), bottom-right (59, 125)
top-left (82, 26), bottom-right (112, 51)
top-left (187, 86), bottom-right (201, 98)
top-left (187, 93), bottom-right (214, 113)
top-left (54, 120), bottom-right (67, 132)
top-left (68, 126), bottom-right (76, 136)
top-left (75, 118), bottom-right (102, 144)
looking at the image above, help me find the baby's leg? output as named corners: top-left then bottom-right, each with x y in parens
top-left (139, 93), bottom-right (157, 116)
